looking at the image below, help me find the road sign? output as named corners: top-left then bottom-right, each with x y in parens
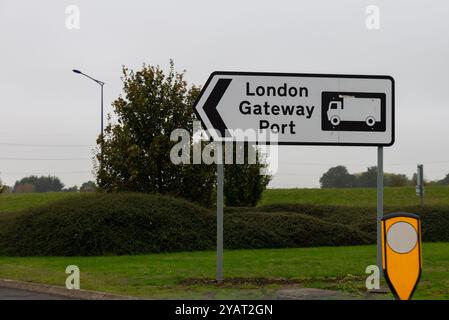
top-left (416, 164), bottom-right (424, 196)
top-left (193, 72), bottom-right (395, 146)
top-left (415, 185), bottom-right (424, 197)
top-left (381, 213), bottom-right (422, 300)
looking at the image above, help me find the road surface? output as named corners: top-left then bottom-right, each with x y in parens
top-left (0, 286), bottom-right (68, 300)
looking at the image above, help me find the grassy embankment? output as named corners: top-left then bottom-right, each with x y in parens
top-left (0, 188), bottom-right (448, 299)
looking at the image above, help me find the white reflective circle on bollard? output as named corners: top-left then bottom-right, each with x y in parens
top-left (386, 222), bottom-right (418, 254)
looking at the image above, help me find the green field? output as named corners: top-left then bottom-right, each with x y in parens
top-left (260, 186), bottom-right (449, 207)
top-left (2, 186), bottom-right (449, 213)
top-left (0, 243), bottom-right (447, 299)
top-left (0, 192), bottom-right (79, 213)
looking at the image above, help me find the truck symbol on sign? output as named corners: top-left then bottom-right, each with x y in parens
top-left (327, 95), bottom-right (381, 127)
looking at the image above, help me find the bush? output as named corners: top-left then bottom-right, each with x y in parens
top-left (0, 194), bottom-right (447, 256)
top-left (237, 203), bottom-right (449, 242)
top-left (223, 143), bottom-right (271, 207)
top-left (0, 193), bottom-right (216, 256)
top-left (225, 212), bottom-right (372, 249)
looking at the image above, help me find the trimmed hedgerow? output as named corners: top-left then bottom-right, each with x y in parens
top-left (0, 193), bottom-right (447, 256)
top-left (228, 203), bottom-right (449, 242)
top-left (0, 193), bottom-right (216, 256)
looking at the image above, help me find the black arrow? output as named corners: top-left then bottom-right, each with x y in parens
top-left (203, 78), bottom-right (232, 137)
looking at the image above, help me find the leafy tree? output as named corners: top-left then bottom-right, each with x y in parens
top-left (356, 166), bottom-right (379, 188)
top-left (224, 143), bottom-right (271, 206)
top-left (320, 166), bottom-right (357, 188)
top-left (320, 166), bottom-right (418, 188)
top-left (385, 173), bottom-right (410, 187)
top-left (13, 176), bottom-right (64, 193)
top-left (96, 61), bottom-right (216, 207)
top-left (63, 186), bottom-right (79, 192)
top-left (80, 181), bottom-right (97, 192)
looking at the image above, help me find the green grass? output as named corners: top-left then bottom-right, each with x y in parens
top-left (0, 243), bottom-right (447, 299)
top-left (2, 186), bottom-right (449, 213)
top-left (0, 192), bottom-right (78, 213)
top-left (260, 186), bottom-right (449, 207)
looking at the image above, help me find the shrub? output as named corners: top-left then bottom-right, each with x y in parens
top-left (224, 212), bottom-right (372, 249)
top-left (0, 193), bottom-right (215, 256)
top-left (239, 203), bottom-right (449, 242)
top-left (0, 194), bottom-right (447, 256)
top-left (223, 143), bottom-right (271, 207)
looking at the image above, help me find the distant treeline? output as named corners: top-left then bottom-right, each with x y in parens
top-left (0, 175), bottom-right (97, 193)
top-left (320, 165), bottom-right (449, 188)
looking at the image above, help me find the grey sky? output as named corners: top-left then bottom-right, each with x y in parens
top-left (1, 0), bottom-right (448, 188)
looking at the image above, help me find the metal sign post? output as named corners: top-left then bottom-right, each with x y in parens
top-left (416, 164), bottom-right (424, 207)
top-left (377, 146), bottom-right (384, 276)
top-left (216, 141), bottom-right (224, 282)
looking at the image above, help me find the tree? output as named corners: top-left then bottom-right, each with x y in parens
top-left (0, 178), bottom-right (5, 194)
top-left (385, 173), bottom-right (410, 187)
top-left (96, 61), bottom-right (216, 206)
top-left (13, 176), bottom-right (64, 193)
top-left (321, 166), bottom-right (415, 188)
top-left (356, 166), bottom-right (378, 188)
top-left (80, 181), bottom-right (97, 192)
top-left (63, 186), bottom-right (79, 192)
top-left (320, 166), bottom-right (357, 188)
top-left (224, 143), bottom-right (271, 206)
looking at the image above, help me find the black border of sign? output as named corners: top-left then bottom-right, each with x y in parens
top-left (192, 71), bottom-right (395, 147)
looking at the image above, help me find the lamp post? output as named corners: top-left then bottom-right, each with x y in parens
top-left (72, 69), bottom-right (105, 170)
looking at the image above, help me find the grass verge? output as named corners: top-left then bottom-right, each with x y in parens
top-left (0, 243), bottom-right (447, 299)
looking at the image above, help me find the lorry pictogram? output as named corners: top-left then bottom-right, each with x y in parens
top-left (321, 91), bottom-right (387, 132)
top-left (327, 95), bottom-right (381, 127)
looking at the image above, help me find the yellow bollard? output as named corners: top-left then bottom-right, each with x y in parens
top-left (381, 213), bottom-right (422, 300)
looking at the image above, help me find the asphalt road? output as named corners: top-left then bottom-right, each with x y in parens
top-left (0, 286), bottom-right (68, 300)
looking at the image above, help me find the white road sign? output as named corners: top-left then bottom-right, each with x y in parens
top-left (193, 72), bottom-right (395, 146)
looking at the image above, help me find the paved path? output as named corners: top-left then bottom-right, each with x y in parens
top-left (276, 288), bottom-right (391, 300)
top-left (0, 286), bottom-right (68, 300)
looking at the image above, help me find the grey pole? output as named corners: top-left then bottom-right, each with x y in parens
top-left (417, 164), bottom-right (424, 207)
top-left (216, 141), bottom-right (224, 282)
top-left (100, 83), bottom-right (104, 172)
top-left (377, 146), bottom-right (384, 275)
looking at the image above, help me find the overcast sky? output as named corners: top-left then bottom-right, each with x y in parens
top-left (1, 0), bottom-right (448, 188)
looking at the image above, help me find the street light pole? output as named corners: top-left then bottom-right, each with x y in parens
top-left (100, 82), bottom-right (104, 139)
top-left (72, 69), bottom-right (105, 167)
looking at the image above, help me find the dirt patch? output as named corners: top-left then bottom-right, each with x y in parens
top-left (180, 275), bottom-right (367, 290)
top-left (180, 277), bottom-right (303, 287)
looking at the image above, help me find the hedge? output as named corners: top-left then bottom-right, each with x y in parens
top-left (0, 193), bottom-right (447, 256)
top-left (229, 203), bottom-right (449, 242)
top-left (0, 193), bottom-right (216, 256)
